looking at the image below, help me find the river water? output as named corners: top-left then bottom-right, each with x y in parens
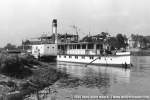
top-left (29, 56), bottom-right (150, 100)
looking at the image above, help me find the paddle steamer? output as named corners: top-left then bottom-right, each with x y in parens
top-left (23, 19), bottom-right (131, 67)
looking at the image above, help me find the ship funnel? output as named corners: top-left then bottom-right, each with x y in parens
top-left (52, 19), bottom-right (57, 43)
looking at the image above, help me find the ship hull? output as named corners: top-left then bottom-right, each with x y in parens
top-left (57, 54), bottom-right (131, 68)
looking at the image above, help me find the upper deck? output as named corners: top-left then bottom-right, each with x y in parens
top-left (57, 42), bottom-right (108, 55)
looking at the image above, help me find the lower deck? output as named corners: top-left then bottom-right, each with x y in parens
top-left (57, 54), bottom-right (131, 67)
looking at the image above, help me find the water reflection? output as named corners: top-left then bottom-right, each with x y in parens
top-left (56, 62), bottom-right (131, 96)
top-left (57, 62), bottom-right (130, 84)
top-left (131, 56), bottom-right (150, 71)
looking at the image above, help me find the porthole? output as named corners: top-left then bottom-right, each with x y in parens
top-left (82, 56), bottom-right (85, 59)
top-left (75, 56), bottom-right (78, 59)
top-left (99, 57), bottom-right (101, 59)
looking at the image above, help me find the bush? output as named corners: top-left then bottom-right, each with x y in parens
top-left (0, 53), bottom-right (35, 78)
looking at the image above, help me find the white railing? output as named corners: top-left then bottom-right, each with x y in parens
top-left (66, 49), bottom-right (98, 55)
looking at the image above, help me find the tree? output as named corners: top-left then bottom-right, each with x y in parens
top-left (101, 32), bottom-right (109, 39)
top-left (116, 34), bottom-right (128, 49)
top-left (131, 34), bottom-right (149, 48)
top-left (80, 32), bottom-right (109, 42)
top-left (80, 35), bottom-right (93, 42)
top-left (107, 37), bottom-right (118, 50)
top-left (4, 43), bottom-right (17, 50)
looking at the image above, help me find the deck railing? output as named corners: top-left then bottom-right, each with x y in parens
top-left (58, 49), bottom-right (100, 55)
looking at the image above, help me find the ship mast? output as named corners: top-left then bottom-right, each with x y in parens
top-left (70, 25), bottom-right (80, 42)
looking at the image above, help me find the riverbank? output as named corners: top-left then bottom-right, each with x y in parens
top-left (25, 60), bottom-right (150, 100)
top-left (0, 52), bottom-right (68, 100)
top-left (130, 48), bottom-right (150, 56)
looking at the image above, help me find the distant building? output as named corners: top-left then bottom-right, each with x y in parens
top-left (128, 34), bottom-right (150, 50)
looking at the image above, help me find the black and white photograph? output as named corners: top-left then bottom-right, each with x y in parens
top-left (0, 0), bottom-right (150, 100)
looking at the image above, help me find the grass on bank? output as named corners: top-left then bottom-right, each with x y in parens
top-left (0, 52), bottom-right (68, 100)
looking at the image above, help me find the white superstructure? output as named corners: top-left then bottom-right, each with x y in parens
top-left (32, 44), bottom-right (57, 58)
top-left (57, 42), bottom-right (131, 67)
top-left (31, 19), bottom-right (58, 59)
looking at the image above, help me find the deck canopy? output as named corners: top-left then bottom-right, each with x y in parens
top-left (58, 42), bottom-right (103, 50)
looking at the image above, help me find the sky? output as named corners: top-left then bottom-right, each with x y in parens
top-left (0, 0), bottom-right (150, 47)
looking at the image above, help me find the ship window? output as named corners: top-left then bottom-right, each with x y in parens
top-left (47, 47), bottom-right (49, 48)
top-left (88, 44), bottom-right (94, 49)
top-left (75, 56), bottom-right (78, 59)
top-left (73, 45), bottom-right (76, 49)
top-left (59, 55), bottom-right (61, 58)
top-left (90, 56), bottom-right (94, 59)
top-left (82, 56), bottom-right (85, 59)
top-left (75, 45), bottom-right (77, 49)
top-left (77, 44), bottom-right (80, 49)
top-left (64, 55), bottom-right (66, 58)
top-left (69, 45), bottom-right (72, 49)
top-left (69, 56), bottom-right (72, 58)
top-left (82, 44), bottom-right (86, 49)
top-left (96, 44), bottom-right (100, 49)
top-left (65, 45), bottom-right (67, 49)
top-left (58, 45), bottom-right (60, 49)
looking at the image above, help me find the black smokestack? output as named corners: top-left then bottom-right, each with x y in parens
top-left (52, 19), bottom-right (57, 27)
top-left (52, 19), bottom-right (57, 43)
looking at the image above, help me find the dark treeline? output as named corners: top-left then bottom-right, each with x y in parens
top-left (131, 34), bottom-right (150, 48)
top-left (80, 32), bottom-right (150, 50)
top-left (2, 32), bottom-right (150, 51)
top-left (80, 32), bottom-right (128, 50)
top-left (3, 43), bottom-right (23, 50)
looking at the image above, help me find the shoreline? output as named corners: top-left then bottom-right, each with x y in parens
top-left (0, 53), bottom-right (68, 100)
top-left (0, 64), bottom-right (68, 100)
